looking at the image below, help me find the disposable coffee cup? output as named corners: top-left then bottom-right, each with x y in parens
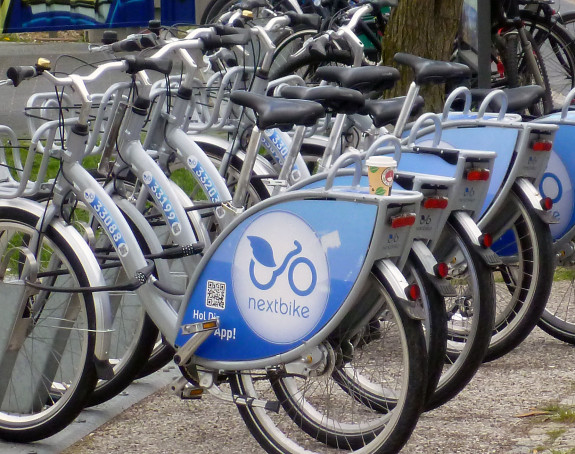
top-left (366, 155), bottom-right (396, 196)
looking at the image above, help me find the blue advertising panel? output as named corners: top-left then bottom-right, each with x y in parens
top-left (0, 0), bottom-right (194, 32)
top-left (176, 198), bottom-right (378, 362)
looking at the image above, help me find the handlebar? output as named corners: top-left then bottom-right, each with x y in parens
top-left (91, 33), bottom-right (160, 53)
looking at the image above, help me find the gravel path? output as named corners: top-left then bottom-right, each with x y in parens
top-left (59, 326), bottom-right (575, 454)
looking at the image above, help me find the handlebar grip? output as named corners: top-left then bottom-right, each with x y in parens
top-left (285, 12), bottom-right (321, 29)
top-left (212, 24), bottom-right (246, 35)
top-left (101, 30), bottom-right (118, 44)
top-left (6, 66), bottom-right (37, 87)
top-left (201, 32), bottom-right (251, 50)
top-left (309, 40), bottom-right (327, 59)
top-left (139, 34), bottom-right (158, 48)
top-left (125, 56), bottom-right (173, 75)
top-left (112, 38), bottom-right (141, 53)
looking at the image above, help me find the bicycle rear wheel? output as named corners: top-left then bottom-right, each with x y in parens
top-left (484, 186), bottom-right (554, 361)
top-left (230, 269), bottom-right (427, 453)
top-left (0, 204), bottom-right (98, 442)
top-left (427, 218), bottom-right (496, 410)
top-left (538, 258), bottom-right (575, 344)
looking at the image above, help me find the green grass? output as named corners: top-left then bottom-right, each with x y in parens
top-left (540, 404), bottom-right (575, 424)
top-left (554, 267), bottom-right (575, 281)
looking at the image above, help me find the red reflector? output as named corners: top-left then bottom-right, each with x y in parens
top-left (434, 262), bottom-right (449, 279)
top-left (407, 284), bottom-right (420, 301)
top-left (541, 197), bottom-right (553, 211)
top-left (532, 141), bottom-right (552, 152)
top-left (390, 213), bottom-right (416, 228)
top-left (496, 59), bottom-right (505, 78)
top-left (423, 197), bottom-right (449, 209)
top-left (479, 233), bottom-right (493, 248)
top-left (465, 169), bottom-right (490, 181)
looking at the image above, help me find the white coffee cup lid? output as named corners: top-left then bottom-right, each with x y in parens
top-left (366, 155), bottom-right (397, 167)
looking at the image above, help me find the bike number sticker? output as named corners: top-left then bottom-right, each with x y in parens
top-left (187, 157), bottom-right (222, 203)
top-left (142, 171), bottom-right (182, 236)
top-left (232, 211), bottom-right (329, 344)
top-left (84, 189), bottom-right (129, 257)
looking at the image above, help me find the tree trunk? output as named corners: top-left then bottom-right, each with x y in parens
top-left (381, 0), bottom-right (463, 111)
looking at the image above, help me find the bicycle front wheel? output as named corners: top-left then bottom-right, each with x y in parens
top-left (0, 204), bottom-right (98, 442)
top-left (230, 269), bottom-right (427, 453)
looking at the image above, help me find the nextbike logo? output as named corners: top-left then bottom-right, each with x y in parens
top-left (232, 211), bottom-right (329, 344)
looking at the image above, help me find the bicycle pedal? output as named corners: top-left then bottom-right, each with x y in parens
top-left (436, 281), bottom-right (458, 297)
top-left (233, 394), bottom-right (280, 413)
top-left (181, 385), bottom-right (204, 400)
top-left (480, 248), bottom-right (503, 266)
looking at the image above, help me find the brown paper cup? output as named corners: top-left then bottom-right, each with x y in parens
top-left (366, 156), bottom-right (396, 196)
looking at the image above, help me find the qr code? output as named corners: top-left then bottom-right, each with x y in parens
top-left (206, 280), bottom-right (226, 310)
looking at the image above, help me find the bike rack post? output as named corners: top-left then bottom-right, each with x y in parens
top-left (477, 0), bottom-right (491, 88)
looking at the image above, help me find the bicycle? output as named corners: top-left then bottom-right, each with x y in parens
top-left (3, 47), bottom-right (440, 453)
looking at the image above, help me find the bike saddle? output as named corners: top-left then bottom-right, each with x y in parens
top-left (230, 91), bottom-right (325, 130)
top-left (314, 66), bottom-right (400, 94)
top-left (277, 85), bottom-right (365, 115)
top-left (394, 53), bottom-right (471, 85)
top-left (467, 85), bottom-right (545, 114)
top-left (359, 95), bottom-right (425, 128)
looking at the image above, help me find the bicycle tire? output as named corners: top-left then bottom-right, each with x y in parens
top-left (484, 185), bottom-right (554, 362)
top-left (538, 261), bottom-right (575, 344)
top-left (558, 10), bottom-right (575, 38)
top-left (135, 337), bottom-right (175, 379)
top-left (402, 255), bottom-right (447, 404)
top-left (426, 218), bottom-right (496, 410)
top-left (0, 204), bottom-right (98, 442)
top-left (522, 10), bottom-right (575, 109)
top-left (230, 268), bottom-right (427, 454)
top-left (501, 32), bottom-right (521, 89)
top-left (200, 0), bottom-right (239, 24)
top-left (270, 28), bottom-right (319, 77)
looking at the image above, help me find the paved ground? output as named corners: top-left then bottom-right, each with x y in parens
top-left (41, 327), bottom-right (575, 454)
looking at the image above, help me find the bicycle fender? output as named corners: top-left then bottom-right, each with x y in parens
top-left (0, 198), bottom-right (114, 376)
top-left (410, 240), bottom-right (457, 297)
top-left (450, 211), bottom-right (503, 267)
top-left (373, 259), bottom-right (425, 320)
top-left (515, 178), bottom-right (558, 224)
